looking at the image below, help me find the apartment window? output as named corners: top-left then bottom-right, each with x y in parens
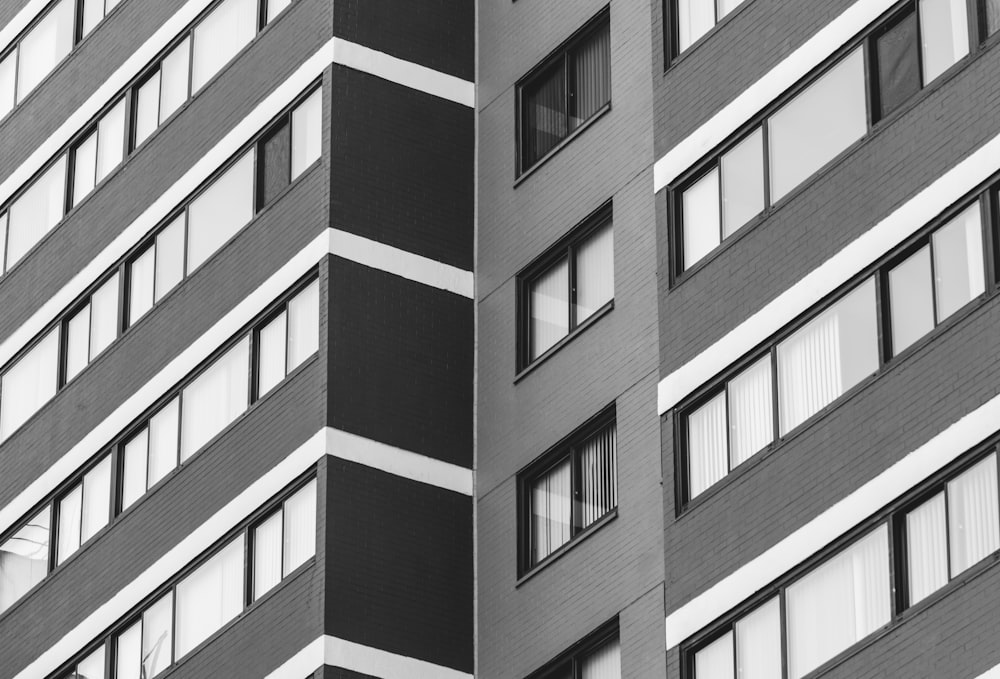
top-left (5, 157), bottom-right (68, 270)
top-left (529, 622), bottom-right (621, 679)
top-left (674, 0), bottom-right (748, 53)
top-left (519, 205), bottom-right (614, 368)
top-left (0, 507), bottom-right (50, 614)
top-left (251, 478), bottom-right (317, 599)
top-left (133, 37), bottom-right (192, 148)
top-left (175, 535), bottom-right (244, 658)
top-left (116, 592), bottom-right (172, 678)
top-left (55, 455), bottom-right (112, 565)
top-left (64, 273), bottom-right (122, 382)
top-left (693, 598), bottom-right (781, 679)
top-left (180, 338), bottom-right (250, 461)
top-left (517, 11), bottom-right (610, 175)
top-left (256, 279), bottom-right (319, 398)
top-left (291, 88), bottom-right (322, 176)
top-left (191, 0), bottom-right (257, 93)
top-left (187, 151), bottom-right (255, 272)
top-left (520, 410), bottom-right (617, 572)
top-left (71, 97), bottom-right (127, 206)
top-left (17, 0), bottom-right (75, 103)
top-left (121, 398), bottom-right (180, 511)
top-left (0, 329), bottom-right (59, 440)
top-left (63, 646), bottom-right (105, 679)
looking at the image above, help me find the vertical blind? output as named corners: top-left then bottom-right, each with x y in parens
top-left (522, 61), bottom-right (567, 168)
top-left (575, 222), bottom-right (615, 322)
top-left (906, 492), bottom-right (948, 604)
top-left (531, 458), bottom-right (572, 564)
top-left (530, 258), bottom-right (569, 359)
top-left (580, 421), bottom-right (617, 526)
top-left (581, 637), bottom-right (621, 679)
top-left (570, 27), bottom-right (611, 129)
top-left (734, 597), bottom-right (781, 679)
top-left (688, 392), bottom-right (726, 498)
top-left (180, 337), bottom-right (250, 461)
top-left (727, 355), bottom-right (773, 468)
top-left (947, 454), bottom-right (999, 575)
top-left (175, 535), bottom-right (245, 659)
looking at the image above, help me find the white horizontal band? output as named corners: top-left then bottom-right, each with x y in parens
top-left (652, 0), bottom-right (896, 193)
top-left (658, 128), bottom-right (1000, 415)
top-left (665, 389), bottom-right (1000, 648)
top-left (975, 665), bottom-right (1000, 679)
top-left (0, 0), bottom-right (53, 56)
top-left (266, 635), bottom-right (473, 679)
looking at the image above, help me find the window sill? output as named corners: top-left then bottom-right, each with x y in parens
top-left (515, 509), bottom-right (617, 588)
top-left (514, 104), bottom-right (611, 188)
top-left (514, 300), bottom-right (613, 384)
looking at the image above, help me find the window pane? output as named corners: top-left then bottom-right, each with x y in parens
top-left (876, 11), bottom-right (921, 119)
top-left (160, 36), bottom-right (191, 123)
top-left (81, 0), bottom-right (104, 38)
top-left (0, 52), bottom-right (15, 118)
top-left (65, 304), bottom-right (91, 382)
top-left (579, 422), bottom-right (617, 527)
top-left (116, 620), bottom-right (142, 679)
top-left (286, 279), bottom-right (319, 371)
top-left (531, 457), bottom-right (571, 564)
top-left (695, 631), bottom-right (734, 679)
top-left (0, 507), bottom-right (50, 613)
top-left (76, 646), bottom-right (105, 679)
top-left (73, 133), bottom-right (98, 207)
top-left (717, 0), bottom-right (746, 18)
top-left (735, 598), bottom-right (781, 679)
top-left (988, 0), bottom-right (1000, 37)
top-left (187, 151), bottom-right (254, 272)
top-left (575, 221), bottom-right (614, 322)
top-left (266, 0), bottom-right (292, 22)
top-left (121, 428), bottom-right (149, 511)
top-left (57, 483), bottom-right (83, 565)
top-left (175, 535), bottom-right (245, 659)
top-left (906, 492), bottom-right (948, 605)
top-left (148, 397), bottom-right (180, 488)
top-left (134, 72), bottom-right (161, 147)
top-left (688, 392), bottom-right (727, 498)
top-left (947, 454), bottom-right (1000, 576)
top-left (291, 89), bottom-right (322, 178)
top-left (283, 479), bottom-right (317, 575)
top-left (768, 48), bottom-right (867, 202)
top-left (142, 592), bottom-right (173, 677)
top-left (260, 121), bottom-right (291, 206)
top-left (191, 0), bottom-right (256, 92)
top-left (81, 455), bottom-right (111, 543)
top-left (683, 168), bottom-right (721, 269)
top-left (777, 278), bottom-right (878, 435)
top-left (568, 24), bottom-right (610, 129)
top-left (786, 526), bottom-right (890, 679)
top-left (919, 0), bottom-right (969, 84)
top-left (1, 329), bottom-right (59, 440)
top-left (529, 258), bottom-right (569, 359)
top-left (0, 212), bottom-right (6, 272)
top-left (257, 311), bottom-right (287, 398)
top-left (678, 0), bottom-right (715, 52)
top-left (17, 0), bottom-right (74, 101)
top-left (89, 273), bottom-right (119, 359)
top-left (7, 156), bottom-right (67, 269)
top-left (521, 61), bottom-right (567, 168)
top-left (581, 637), bottom-right (621, 679)
top-left (253, 511), bottom-right (282, 599)
top-left (180, 337), bottom-right (249, 461)
top-left (155, 214), bottom-right (186, 301)
top-left (932, 204), bottom-right (985, 321)
top-left (129, 245), bottom-right (156, 324)
top-left (721, 129), bottom-right (764, 238)
top-left (728, 355), bottom-right (773, 468)
top-left (889, 245), bottom-right (934, 355)
top-left (96, 98), bottom-right (127, 182)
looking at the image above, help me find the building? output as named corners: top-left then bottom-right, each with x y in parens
top-left (0, 0), bottom-right (474, 678)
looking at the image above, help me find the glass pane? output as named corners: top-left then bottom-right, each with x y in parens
top-left (129, 245), bottom-right (156, 325)
top-left (76, 645), bottom-right (105, 679)
top-left (286, 279), bottom-right (319, 371)
top-left (721, 129), bottom-right (765, 238)
top-left (568, 24), bottom-right (610, 129)
top-left (575, 221), bottom-right (614, 322)
top-left (0, 328), bottom-right (59, 440)
top-left (17, 0), bottom-right (74, 101)
top-left (81, 0), bottom-right (104, 38)
top-left (73, 132), bottom-right (98, 207)
top-left (7, 155), bottom-right (68, 269)
top-left (57, 483), bottom-right (83, 565)
top-left (688, 392), bottom-right (727, 498)
top-left (81, 455), bottom-right (111, 543)
top-left (180, 337), bottom-right (250, 461)
top-left (134, 72), bottom-right (161, 147)
top-left (116, 620), bottom-right (143, 679)
top-left (0, 507), bottom-right (51, 613)
top-left (142, 592), bottom-right (173, 677)
top-left (154, 214), bottom-right (186, 301)
top-left (932, 204), bottom-right (985, 321)
top-left (768, 48), bottom-right (867, 202)
top-left (187, 151), bottom-right (254, 272)
top-left (529, 258), bottom-right (569, 359)
top-left (695, 631), bottom-right (734, 679)
top-left (876, 11), bottom-right (921, 119)
top-left (253, 511), bottom-right (282, 599)
top-left (175, 535), bottom-right (245, 659)
top-left (735, 598), bottom-right (781, 679)
top-left (888, 245), bottom-right (934, 354)
top-left (283, 479), bottom-right (317, 575)
top-left (96, 98), bottom-right (127, 182)
top-left (89, 273), bottom-right (119, 360)
top-left (579, 422), bottom-right (617, 527)
top-left (678, 0), bottom-right (716, 52)
top-left (266, 0), bottom-right (292, 22)
top-left (787, 526), bottom-right (890, 679)
top-left (191, 0), bottom-right (256, 92)
top-left (906, 492), bottom-right (948, 605)
top-left (148, 397), bottom-right (180, 488)
top-left (160, 36), bottom-right (191, 123)
top-left (291, 88), bottom-right (322, 178)
top-left (531, 457), bottom-right (571, 564)
top-left (728, 355), bottom-right (773, 468)
top-left (521, 61), bottom-right (567, 168)
top-left (260, 121), bottom-right (291, 206)
top-left (257, 311), bottom-right (287, 398)
top-left (683, 168), bottom-right (721, 269)
top-left (0, 212), bottom-right (6, 272)
top-left (947, 454), bottom-right (1000, 575)
top-left (717, 0), bottom-right (746, 19)
top-left (0, 52), bottom-right (15, 118)
top-left (65, 304), bottom-right (91, 382)
top-left (121, 428), bottom-right (149, 511)
top-left (919, 0), bottom-right (969, 84)
top-left (988, 0), bottom-right (1000, 37)
top-left (581, 637), bottom-right (621, 679)
top-left (777, 278), bottom-right (878, 435)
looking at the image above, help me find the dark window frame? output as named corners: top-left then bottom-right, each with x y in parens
top-left (526, 617), bottom-right (620, 679)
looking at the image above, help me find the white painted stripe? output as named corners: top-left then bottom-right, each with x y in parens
top-left (652, 0), bottom-right (897, 192)
top-left (331, 38), bottom-right (475, 108)
top-left (0, 0), bottom-right (52, 54)
top-left (13, 428), bottom-right (329, 679)
top-left (327, 427), bottom-right (473, 495)
top-left (330, 228), bottom-right (474, 298)
top-left (264, 637), bottom-right (325, 679)
top-left (325, 635), bottom-right (473, 679)
top-left (974, 665), bottom-right (1000, 679)
top-left (658, 131), bottom-right (1000, 415)
top-left (664, 391), bottom-right (1000, 648)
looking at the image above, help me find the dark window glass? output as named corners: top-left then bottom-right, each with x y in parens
top-left (521, 62), bottom-right (568, 169)
top-left (260, 121), bottom-right (291, 207)
top-left (988, 0), bottom-right (1000, 36)
top-left (569, 26), bottom-right (611, 129)
top-left (876, 11), bottom-right (921, 119)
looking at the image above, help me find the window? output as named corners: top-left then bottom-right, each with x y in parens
top-left (252, 478), bottom-right (317, 599)
top-left (5, 157), bottom-right (68, 270)
top-left (191, 0), bottom-right (257, 93)
top-left (56, 455), bottom-right (112, 565)
top-left (528, 622), bottom-right (621, 679)
top-left (693, 598), bottom-right (781, 679)
top-left (64, 273), bottom-right (121, 382)
top-left (519, 205), bottom-right (614, 368)
top-left (291, 88), bottom-right (322, 177)
top-left (17, 0), bottom-right (75, 103)
top-left (517, 11), bottom-right (610, 175)
top-left (71, 98), bottom-right (127, 206)
top-left (64, 645), bottom-right (105, 679)
top-left (520, 410), bottom-right (617, 572)
top-left (180, 337), bottom-right (250, 461)
top-left (186, 151), bottom-right (255, 272)
top-left (121, 398), bottom-right (180, 510)
top-left (175, 535), bottom-right (244, 658)
top-left (0, 507), bottom-right (50, 614)
top-left (256, 279), bottom-right (319, 398)
top-left (116, 592), bottom-right (172, 679)
top-left (134, 37), bottom-right (192, 148)
top-left (0, 329), bottom-right (59, 440)
top-left (674, 0), bottom-right (749, 53)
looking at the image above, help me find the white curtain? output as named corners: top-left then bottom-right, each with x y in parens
top-left (283, 479), bottom-right (317, 575)
top-left (582, 638), bottom-right (621, 679)
top-left (717, 0), bottom-right (746, 19)
top-left (947, 454), bottom-right (1000, 576)
top-left (74, 133), bottom-right (98, 206)
top-left (919, 0), bottom-right (969, 84)
top-left (65, 304), bottom-right (91, 381)
top-left (728, 355), bottom-right (773, 467)
top-left (175, 535), bottom-right (245, 659)
top-left (677, 0), bottom-right (715, 51)
top-left (688, 392), bottom-right (727, 498)
top-left (187, 150), bottom-right (254, 272)
top-left (76, 646), bottom-right (105, 679)
top-left (254, 511), bottom-right (282, 599)
top-left (57, 484), bottom-right (83, 565)
top-left (0, 328), bottom-right (59, 440)
top-left (532, 458), bottom-right (572, 563)
top-left (97, 98), bottom-right (127, 182)
top-left (148, 398), bottom-right (180, 489)
top-left (579, 422), bottom-right (617, 526)
top-left (129, 245), bottom-right (156, 324)
top-left (683, 168), bottom-right (720, 269)
top-left (257, 311), bottom-right (288, 397)
top-left (530, 258), bottom-right (569, 359)
top-left (81, 455), bottom-right (112, 543)
top-left (17, 0), bottom-right (74, 101)
top-left (116, 620), bottom-right (143, 679)
top-left (695, 631), bottom-right (734, 679)
top-left (142, 592), bottom-right (174, 677)
top-left (154, 214), bottom-right (186, 302)
top-left (80, 0), bottom-right (104, 38)
top-left (160, 36), bottom-right (192, 124)
top-left (292, 88), bottom-right (322, 178)
top-left (191, 0), bottom-right (256, 92)
top-left (888, 245), bottom-right (934, 355)
top-left (134, 72), bottom-right (161, 148)
top-left (735, 597), bottom-right (781, 679)
top-left (121, 428), bottom-right (149, 511)
top-left (0, 507), bottom-right (50, 613)
top-left (180, 337), bottom-right (249, 461)
top-left (287, 280), bottom-right (319, 371)
top-left (0, 52), bottom-right (15, 118)
top-left (267, 0), bottom-right (293, 22)
top-left (89, 273), bottom-right (119, 360)
top-left (575, 221), bottom-right (614, 323)
top-left (7, 155), bottom-right (67, 269)
top-left (721, 129), bottom-right (764, 238)
top-left (778, 303), bottom-right (843, 436)
top-left (932, 204), bottom-right (985, 322)
top-left (906, 492), bottom-right (948, 604)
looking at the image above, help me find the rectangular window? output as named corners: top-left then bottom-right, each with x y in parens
top-left (121, 397), bottom-right (181, 511)
top-left (134, 37), bottom-right (192, 148)
top-left (116, 593), bottom-right (173, 679)
top-left (693, 597), bottom-right (781, 679)
top-left (116, 619), bottom-right (142, 679)
top-left (56, 455), bottom-right (111, 565)
top-left (0, 329), bottom-right (59, 440)
top-left (919, 0), bottom-right (969, 83)
top-left (0, 52), bottom-right (15, 119)
top-left (180, 337), bottom-right (249, 461)
top-left (71, 646), bottom-right (105, 679)
top-left (518, 13), bottom-right (610, 174)
top-left (252, 478), bottom-right (316, 599)
top-left (259, 120), bottom-right (291, 206)
top-left (291, 88), bottom-right (322, 177)
top-left (191, 0), bottom-right (257, 93)
top-left (175, 535), bottom-right (245, 659)
top-left (522, 414), bottom-right (616, 571)
top-left (256, 278), bottom-right (320, 398)
top-left (529, 624), bottom-right (621, 679)
top-left (266, 0), bottom-right (292, 22)
top-left (875, 10), bottom-right (921, 118)
top-left (17, 0), bottom-right (75, 103)
top-left (675, 0), bottom-right (748, 53)
top-left (186, 150), bottom-right (255, 272)
top-left (6, 156), bottom-right (68, 270)
top-left (0, 507), bottom-right (50, 613)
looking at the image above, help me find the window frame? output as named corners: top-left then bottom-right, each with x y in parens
top-left (526, 617), bottom-right (620, 679)
top-left (663, 0), bottom-right (755, 66)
